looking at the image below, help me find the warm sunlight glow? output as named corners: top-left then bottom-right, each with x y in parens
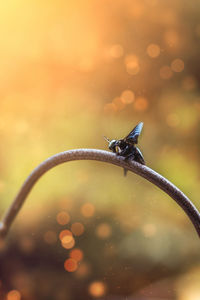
top-left (0, 0), bottom-right (199, 298)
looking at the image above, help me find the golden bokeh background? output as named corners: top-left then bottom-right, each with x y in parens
top-left (0, 0), bottom-right (200, 299)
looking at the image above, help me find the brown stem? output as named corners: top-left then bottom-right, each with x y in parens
top-left (0, 149), bottom-right (200, 238)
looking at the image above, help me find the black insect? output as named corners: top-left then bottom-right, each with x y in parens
top-left (104, 122), bottom-right (145, 175)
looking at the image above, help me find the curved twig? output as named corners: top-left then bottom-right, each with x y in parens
top-left (0, 149), bottom-right (200, 238)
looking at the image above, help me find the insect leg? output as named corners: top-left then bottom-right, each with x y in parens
top-left (121, 148), bottom-right (136, 176)
top-left (123, 153), bottom-right (136, 176)
top-left (123, 168), bottom-right (128, 177)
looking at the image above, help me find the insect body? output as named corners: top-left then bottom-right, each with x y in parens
top-left (104, 122), bottom-right (145, 175)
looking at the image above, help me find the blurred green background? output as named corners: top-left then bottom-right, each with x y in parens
top-left (0, 0), bottom-right (200, 299)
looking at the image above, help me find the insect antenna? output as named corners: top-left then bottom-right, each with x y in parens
top-left (103, 136), bottom-right (110, 143)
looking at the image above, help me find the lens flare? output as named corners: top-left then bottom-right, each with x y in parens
top-left (81, 203), bottom-right (95, 218)
top-left (59, 229), bottom-right (72, 241)
top-left (171, 58), bottom-right (184, 72)
top-left (70, 248), bottom-right (84, 261)
top-left (64, 258), bottom-right (78, 272)
top-left (96, 223), bottom-right (112, 239)
top-left (56, 211), bottom-right (70, 225)
top-left (88, 281), bottom-right (106, 298)
top-left (147, 43), bottom-right (160, 58)
top-left (7, 290), bottom-right (21, 300)
top-left (44, 230), bottom-right (57, 244)
top-left (71, 222), bottom-right (85, 236)
top-left (121, 90), bottom-right (135, 104)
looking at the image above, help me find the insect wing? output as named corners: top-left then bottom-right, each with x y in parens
top-left (124, 122), bottom-right (143, 144)
top-left (135, 147), bottom-right (145, 165)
